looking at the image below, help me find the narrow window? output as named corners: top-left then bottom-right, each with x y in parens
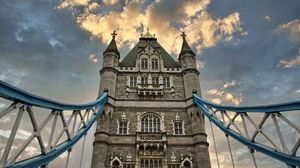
top-left (163, 77), bottom-right (170, 88)
top-left (174, 122), bottom-right (183, 135)
top-left (141, 58), bottom-right (148, 69)
top-left (130, 77), bottom-right (137, 87)
top-left (152, 58), bottom-right (159, 70)
top-left (118, 121), bottom-right (128, 134)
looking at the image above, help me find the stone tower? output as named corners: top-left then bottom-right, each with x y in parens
top-left (92, 30), bottom-right (211, 168)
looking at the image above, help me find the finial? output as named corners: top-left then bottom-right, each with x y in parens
top-left (181, 31), bottom-right (186, 40)
top-left (111, 30), bottom-right (117, 39)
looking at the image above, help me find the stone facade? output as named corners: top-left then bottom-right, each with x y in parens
top-left (92, 31), bottom-right (211, 168)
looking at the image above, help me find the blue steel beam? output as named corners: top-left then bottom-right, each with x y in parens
top-left (194, 94), bottom-right (300, 166)
top-left (0, 80), bottom-right (105, 111)
top-left (0, 80), bottom-right (108, 168)
top-left (194, 93), bottom-right (300, 113)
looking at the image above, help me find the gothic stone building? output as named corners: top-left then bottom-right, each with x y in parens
top-left (92, 30), bottom-right (211, 168)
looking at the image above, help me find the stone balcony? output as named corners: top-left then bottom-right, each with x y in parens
top-left (137, 84), bottom-right (164, 96)
top-left (136, 132), bottom-right (167, 142)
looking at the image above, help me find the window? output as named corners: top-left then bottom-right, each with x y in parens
top-left (112, 160), bottom-right (121, 168)
top-left (183, 161), bottom-right (191, 168)
top-left (152, 77), bottom-right (159, 85)
top-left (174, 122), bottom-right (183, 135)
top-left (141, 159), bottom-right (163, 168)
top-left (141, 77), bottom-right (148, 85)
top-left (118, 121), bottom-right (128, 134)
top-left (163, 77), bottom-right (170, 88)
top-left (130, 77), bottom-right (137, 87)
top-left (141, 113), bottom-right (160, 132)
top-left (141, 58), bottom-right (148, 69)
top-left (152, 58), bottom-right (159, 70)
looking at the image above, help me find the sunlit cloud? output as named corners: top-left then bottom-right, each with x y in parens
top-left (274, 19), bottom-right (300, 44)
top-left (223, 80), bottom-right (237, 89)
top-left (280, 49), bottom-right (300, 68)
top-left (208, 89), bottom-right (224, 96)
top-left (295, 89), bottom-right (300, 93)
top-left (211, 98), bottom-right (222, 104)
top-left (57, 0), bottom-right (90, 9)
top-left (102, 0), bottom-right (119, 6)
top-left (205, 80), bottom-right (243, 106)
top-left (57, 0), bottom-right (246, 54)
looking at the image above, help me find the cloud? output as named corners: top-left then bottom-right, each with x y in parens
top-left (223, 80), bottom-right (237, 89)
top-left (196, 59), bottom-right (205, 70)
top-left (57, 0), bottom-right (90, 9)
top-left (89, 54), bottom-right (97, 63)
top-left (295, 89), bottom-right (300, 93)
top-left (264, 16), bottom-right (271, 22)
top-left (274, 19), bottom-right (300, 44)
top-left (102, 0), bottom-right (119, 6)
top-left (225, 92), bottom-right (243, 105)
top-left (208, 89), bottom-right (224, 96)
top-left (0, 68), bottom-right (28, 86)
top-left (57, 0), bottom-right (246, 54)
top-left (0, 129), bottom-right (31, 140)
top-left (211, 98), bottom-right (222, 104)
top-left (279, 49), bottom-right (300, 68)
top-left (205, 80), bottom-right (243, 106)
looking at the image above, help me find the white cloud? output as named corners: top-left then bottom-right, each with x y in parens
top-left (196, 60), bottom-right (205, 70)
top-left (274, 19), bottom-right (300, 44)
top-left (264, 16), bottom-right (271, 21)
top-left (89, 54), bottom-right (98, 63)
top-left (295, 89), bottom-right (300, 93)
top-left (0, 69), bottom-right (28, 86)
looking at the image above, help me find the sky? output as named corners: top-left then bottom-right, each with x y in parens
top-left (0, 0), bottom-right (300, 168)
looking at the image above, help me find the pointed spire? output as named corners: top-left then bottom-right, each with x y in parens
top-left (104, 30), bottom-right (119, 56)
top-left (179, 32), bottom-right (195, 57)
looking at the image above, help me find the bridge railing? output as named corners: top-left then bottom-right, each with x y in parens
top-left (0, 81), bottom-right (107, 168)
top-left (194, 94), bottom-right (300, 167)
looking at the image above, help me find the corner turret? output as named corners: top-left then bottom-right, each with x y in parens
top-left (98, 30), bottom-right (119, 97)
top-left (179, 32), bottom-right (197, 70)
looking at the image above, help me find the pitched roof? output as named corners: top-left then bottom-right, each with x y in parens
top-left (103, 36), bottom-right (120, 57)
top-left (119, 37), bottom-right (181, 68)
top-left (179, 33), bottom-right (195, 58)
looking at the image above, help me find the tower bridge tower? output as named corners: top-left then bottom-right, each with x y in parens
top-left (92, 30), bottom-right (211, 168)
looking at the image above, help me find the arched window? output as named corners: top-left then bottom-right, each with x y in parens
top-left (183, 161), bottom-right (191, 168)
top-left (141, 58), bottom-right (148, 70)
top-left (151, 58), bottom-right (159, 70)
top-left (141, 113), bottom-right (160, 132)
top-left (112, 160), bottom-right (121, 168)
